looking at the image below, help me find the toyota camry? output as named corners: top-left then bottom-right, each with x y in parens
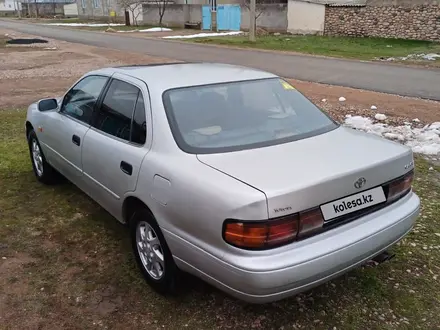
top-left (25, 63), bottom-right (420, 303)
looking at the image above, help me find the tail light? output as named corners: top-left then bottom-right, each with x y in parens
top-left (223, 216), bottom-right (299, 249)
top-left (387, 170), bottom-right (414, 202)
top-left (298, 208), bottom-right (324, 238)
top-left (223, 210), bottom-right (325, 249)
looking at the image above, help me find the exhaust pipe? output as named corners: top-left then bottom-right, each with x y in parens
top-left (371, 250), bottom-right (395, 264)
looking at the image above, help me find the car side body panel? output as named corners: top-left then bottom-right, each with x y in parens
top-left (81, 73), bottom-right (153, 220)
top-left (127, 88), bottom-right (268, 262)
top-left (43, 112), bottom-right (90, 184)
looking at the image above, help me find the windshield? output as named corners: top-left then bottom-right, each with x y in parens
top-left (162, 78), bottom-right (338, 154)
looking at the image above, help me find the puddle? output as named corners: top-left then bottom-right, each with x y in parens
top-left (6, 38), bottom-right (48, 45)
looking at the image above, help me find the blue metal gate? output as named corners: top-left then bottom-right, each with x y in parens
top-left (217, 5), bottom-right (241, 31)
top-left (202, 5), bottom-right (212, 30)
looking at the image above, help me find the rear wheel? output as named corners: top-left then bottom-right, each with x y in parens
top-left (28, 130), bottom-right (60, 185)
top-left (130, 207), bottom-right (178, 294)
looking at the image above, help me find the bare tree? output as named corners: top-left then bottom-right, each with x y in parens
top-left (34, 0), bottom-right (39, 18)
top-left (152, 0), bottom-right (168, 27)
top-left (128, 2), bottom-right (143, 26)
top-left (242, 0), bottom-right (282, 29)
top-left (117, 0), bottom-right (144, 26)
top-left (241, 0), bottom-right (265, 28)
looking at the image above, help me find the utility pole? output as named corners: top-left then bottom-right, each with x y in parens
top-left (249, 0), bottom-right (256, 42)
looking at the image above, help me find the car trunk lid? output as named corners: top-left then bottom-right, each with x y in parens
top-left (197, 127), bottom-right (414, 219)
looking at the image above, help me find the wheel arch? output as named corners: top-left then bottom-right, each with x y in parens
top-left (123, 195), bottom-right (155, 226)
top-left (26, 121), bottom-right (34, 138)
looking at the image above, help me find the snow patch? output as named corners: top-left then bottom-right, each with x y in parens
top-left (140, 27), bottom-right (172, 32)
top-left (422, 53), bottom-right (440, 61)
top-left (321, 99), bottom-right (327, 102)
top-left (429, 122), bottom-right (440, 130)
top-left (163, 31), bottom-right (243, 39)
top-left (370, 105), bottom-right (377, 110)
top-left (43, 23), bottom-right (124, 27)
top-left (116, 27), bottom-right (172, 33)
top-left (374, 113), bottom-right (387, 121)
top-left (344, 116), bottom-right (440, 156)
top-left (377, 53), bottom-right (440, 62)
top-left (338, 96), bottom-right (346, 102)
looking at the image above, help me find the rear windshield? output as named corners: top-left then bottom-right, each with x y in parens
top-left (162, 78), bottom-right (338, 154)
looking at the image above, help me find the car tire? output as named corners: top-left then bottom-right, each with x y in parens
top-left (28, 129), bottom-right (60, 185)
top-left (130, 207), bottom-right (178, 294)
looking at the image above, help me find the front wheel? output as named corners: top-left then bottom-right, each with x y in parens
top-left (130, 208), bottom-right (178, 294)
top-left (28, 130), bottom-right (60, 185)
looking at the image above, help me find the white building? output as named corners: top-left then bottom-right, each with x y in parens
top-left (0, 0), bottom-right (21, 14)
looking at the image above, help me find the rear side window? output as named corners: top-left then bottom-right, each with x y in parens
top-left (94, 79), bottom-right (146, 144)
top-left (131, 94), bottom-right (146, 145)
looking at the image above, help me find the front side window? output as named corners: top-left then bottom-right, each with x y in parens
top-left (93, 0), bottom-right (100, 8)
top-left (93, 79), bottom-right (140, 142)
top-left (61, 75), bottom-right (108, 125)
top-left (162, 78), bottom-right (338, 154)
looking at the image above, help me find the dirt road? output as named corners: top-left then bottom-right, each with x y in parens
top-left (1, 19), bottom-right (440, 100)
top-left (1, 29), bottom-right (439, 124)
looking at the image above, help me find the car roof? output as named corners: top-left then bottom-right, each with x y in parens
top-left (89, 62), bottom-right (278, 91)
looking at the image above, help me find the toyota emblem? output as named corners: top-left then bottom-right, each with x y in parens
top-left (354, 177), bottom-right (366, 189)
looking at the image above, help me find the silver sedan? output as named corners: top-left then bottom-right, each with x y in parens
top-left (25, 63), bottom-right (420, 303)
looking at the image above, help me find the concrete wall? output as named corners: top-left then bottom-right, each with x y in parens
top-left (324, 0), bottom-right (440, 42)
top-left (77, 0), bottom-right (124, 21)
top-left (241, 4), bottom-right (287, 31)
top-left (287, 0), bottom-right (325, 35)
top-left (140, 4), bottom-right (287, 31)
top-left (141, 4), bottom-right (203, 27)
top-left (23, 2), bottom-right (66, 17)
top-left (64, 3), bottom-right (78, 16)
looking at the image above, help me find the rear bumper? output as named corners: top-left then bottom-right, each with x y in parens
top-left (170, 191), bottom-right (420, 304)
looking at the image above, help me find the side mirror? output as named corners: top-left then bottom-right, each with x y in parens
top-left (38, 98), bottom-right (58, 112)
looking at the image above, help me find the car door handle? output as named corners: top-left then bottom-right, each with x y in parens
top-left (120, 161), bottom-right (133, 176)
top-left (72, 134), bottom-right (81, 146)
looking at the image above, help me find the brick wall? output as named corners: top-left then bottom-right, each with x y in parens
top-left (324, 1), bottom-right (440, 42)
